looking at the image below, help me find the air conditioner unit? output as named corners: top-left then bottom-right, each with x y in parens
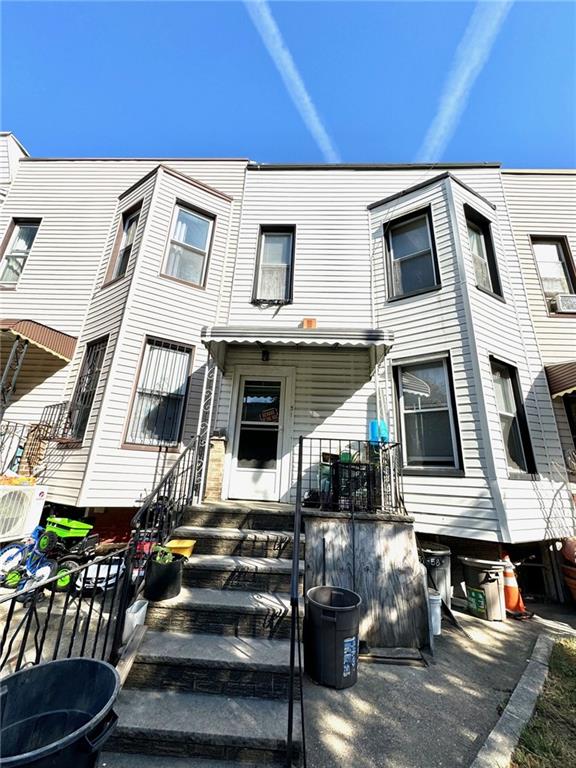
top-left (551, 293), bottom-right (576, 313)
top-left (0, 485), bottom-right (47, 544)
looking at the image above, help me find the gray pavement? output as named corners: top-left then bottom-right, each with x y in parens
top-left (303, 603), bottom-right (576, 768)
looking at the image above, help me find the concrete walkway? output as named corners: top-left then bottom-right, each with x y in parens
top-left (303, 603), bottom-right (576, 768)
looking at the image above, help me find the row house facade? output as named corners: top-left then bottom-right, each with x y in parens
top-left (1, 132), bottom-right (574, 597)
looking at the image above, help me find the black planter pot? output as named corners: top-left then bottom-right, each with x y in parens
top-left (143, 554), bottom-right (185, 601)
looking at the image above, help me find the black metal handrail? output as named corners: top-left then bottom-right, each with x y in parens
top-left (130, 437), bottom-right (199, 593)
top-left (0, 545), bottom-right (130, 675)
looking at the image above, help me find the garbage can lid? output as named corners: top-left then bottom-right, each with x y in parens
top-left (419, 541), bottom-right (451, 556)
top-left (458, 556), bottom-right (507, 569)
top-left (307, 585), bottom-right (362, 610)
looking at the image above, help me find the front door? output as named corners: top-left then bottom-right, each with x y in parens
top-left (228, 377), bottom-right (286, 501)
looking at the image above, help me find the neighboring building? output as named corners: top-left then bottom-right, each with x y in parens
top-left (1, 135), bottom-right (574, 597)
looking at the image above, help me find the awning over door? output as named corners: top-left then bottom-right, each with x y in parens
top-left (546, 361), bottom-right (576, 398)
top-left (201, 325), bottom-right (394, 371)
top-left (0, 319), bottom-right (77, 362)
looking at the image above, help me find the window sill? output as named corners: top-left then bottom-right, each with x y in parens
top-left (403, 467), bottom-right (464, 478)
top-left (507, 471), bottom-right (540, 482)
top-left (0, 283), bottom-right (18, 291)
top-left (387, 284), bottom-right (442, 303)
top-left (101, 274), bottom-right (128, 290)
top-left (159, 272), bottom-right (207, 291)
top-left (476, 285), bottom-right (505, 303)
top-left (547, 311), bottom-right (576, 319)
top-left (251, 299), bottom-right (292, 307)
top-left (121, 442), bottom-right (180, 453)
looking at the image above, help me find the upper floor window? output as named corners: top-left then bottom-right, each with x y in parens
top-left (105, 205), bottom-right (141, 283)
top-left (163, 204), bottom-right (213, 286)
top-left (125, 338), bottom-right (192, 447)
top-left (385, 208), bottom-right (439, 300)
top-left (464, 205), bottom-right (502, 297)
top-left (68, 337), bottom-right (108, 442)
top-left (253, 227), bottom-right (295, 304)
top-left (395, 357), bottom-right (460, 470)
top-left (531, 237), bottom-right (576, 313)
top-left (0, 220), bottom-right (40, 285)
top-left (490, 358), bottom-right (536, 476)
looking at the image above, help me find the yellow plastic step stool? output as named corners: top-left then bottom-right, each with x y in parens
top-left (166, 539), bottom-right (196, 558)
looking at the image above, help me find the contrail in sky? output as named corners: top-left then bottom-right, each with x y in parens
top-left (416, 1), bottom-right (514, 162)
top-left (244, 0), bottom-right (341, 163)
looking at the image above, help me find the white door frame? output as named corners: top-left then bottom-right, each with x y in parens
top-left (223, 365), bottom-right (295, 503)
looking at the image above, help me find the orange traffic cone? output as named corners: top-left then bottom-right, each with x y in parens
top-left (502, 554), bottom-right (531, 619)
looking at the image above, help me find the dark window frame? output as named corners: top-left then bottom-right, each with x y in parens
top-left (564, 393), bottom-right (576, 451)
top-left (464, 204), bottom-right (503, 299)
top-left (67, 336), bottom-right (108, 443)
top-left (530, 235), bottom-right (576, 315)
top-left (490, 356), bottom-right (537, 477)
top-left (384, 206), bottom-right (441, 302)
top-left (0, 218), bottom-right (42, 287)
top-left (393, 354), bottom-right (464, 476)
top-left (251, 225), bottom-right (296, 306)
top-left (103, 202), bottom-right (142, 286)
top-left (160, 200), bottom-right (216, 289)
top-left (123, 336), bottom-right (194, 450)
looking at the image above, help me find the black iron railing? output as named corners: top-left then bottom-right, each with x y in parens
top-left (0, 420), bottom-right (53, 477)
top-left (40, 401), bottom-right (74, 442)
top-left (130, 437), bottom-right (198, 592)
top-left (0, 546), bottom-right (131, 676)
top-left (298, 438), bottom-right (404, 515)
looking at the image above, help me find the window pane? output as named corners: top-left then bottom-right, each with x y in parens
top-left (262, 233), bottom-right (292, 265)
top-left (166, 243), bottom-right (205, 284)
top-left (473, 254), bottom-right (492, 291)
top-left (174, 208), bottom-right (210, 251)
top-left (499, 414), bottom-right (527, 473)
top-left (402, 361), bottom-right (448, 410)
top-left (123, 213), bottom-right (139, 248)
top-left (0, 255), bottom-right (25, 283)
top-left (241, 381), bottom-right (281, 423)
top-left (127, 341), bottom-right (191, 446)
top-left (391, 216), bottom-right (430, 259)
top-left (491, 359), bottom-right (531, 473)
top-left (393, 251), bottom-right (435, 295)
top-left (492, 364), bottom-right (516, 414)
top-left (238, 426), bottom-right (278, 469)
top-left (467, 223), bottom-right (484, 260)
top-left (533, 241), bottom-right (572, 295)
top-left (405, 411), bottom-right (454, 465)
top-left (0, 223), bottom-right (39, 283)
top-left (259, 265), bottom-right (289, 300)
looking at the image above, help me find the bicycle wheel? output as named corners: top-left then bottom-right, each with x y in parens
top-left (28, 558), bottom-right (58, 587)
top-left (0, 544), bottom-right (25, 574)
top-left (4, 568), bottom-right (24, 589)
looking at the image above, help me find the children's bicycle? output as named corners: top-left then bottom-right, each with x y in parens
top-left (0, 527), bottom-right (57, 592)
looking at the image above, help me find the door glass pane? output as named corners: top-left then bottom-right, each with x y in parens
top-left (238, 426), bottom-right (278, 469)
top-left (241, 381), bottom-right (281, 423)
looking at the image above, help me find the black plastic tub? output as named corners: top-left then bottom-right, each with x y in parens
top-left (0, 658), bottom-right (120, 768)
top-left (143, 553), bottom-right (185, 601)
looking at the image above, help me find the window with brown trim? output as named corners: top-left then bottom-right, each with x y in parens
top-left (0, 219), bottom-right (41, 284)
top-left (105, 205), bottom-right (141, 283)
top-left (125, 338), bottom-right (192, 447)
top-left (68, 337), bottom-right (108, 441)
top-left (162, 204), bottom-right (213, 286)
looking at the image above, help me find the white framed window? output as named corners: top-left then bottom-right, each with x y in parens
top-left (531, 238), bottom-right (575, 300)
top-left (396, 357), bottom-right (459, 468)
top-left (163, 204), bottom-right (213, 286)
top-left (0, 220), bottom-right (40, 284)
top-left (126, 339), bottom-right (192, 447)
top-left (386, 209), bottom-right (439, 299)
top-left (253, 228), bottom-right (295, 304)
top-left (109, 207), bottom-right (140, 282)
top-left (491, 358), bottom-right (535, 475)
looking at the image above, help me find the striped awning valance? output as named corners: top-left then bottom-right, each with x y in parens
top-left (546, 361), bottom-right (576, 398)
top-left (0, 319), bottom-right (77, 361)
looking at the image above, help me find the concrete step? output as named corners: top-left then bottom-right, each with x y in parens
top-left (183, 502), bottom-right (295, 532)
top-left (182, 554), bottom-right (303, 593)
top-left (108, 688), bottom-right (300, 764)
top-left (127, 630), bottom-right (296, 700)
top-left (100, 755), bottom-right (278, 768)
top-left (146, 586), bottom-right (297, 639)
top-left (174, 525), bottom-right (304, 559)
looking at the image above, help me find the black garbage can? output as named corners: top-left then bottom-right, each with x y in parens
top-left (420, 541), bottom-right (451, 607)
top-left (0, 658), bottom-right (120, 768)
top-left (304, 585), bottom-right (362, 690)
top-left (144, 553), bottom-right (185, 601)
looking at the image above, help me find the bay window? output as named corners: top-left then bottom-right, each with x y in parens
top-left (465, 205), bottom-right (502, 297)
top-left (396, 357), bottom-right (460, 469)
top-left (163, 204), bottom-right (213, 286)
top-left (126, 339), bottom-right (192, 447)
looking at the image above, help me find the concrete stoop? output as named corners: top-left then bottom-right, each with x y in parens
top-left (105, 502), bottom-right (303, 767)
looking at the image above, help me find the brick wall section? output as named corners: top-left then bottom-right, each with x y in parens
top-left (204, 437), bottom-right (227, 501)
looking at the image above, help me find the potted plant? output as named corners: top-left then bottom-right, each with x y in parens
top-left (143, 544), bottom-right (185, 601)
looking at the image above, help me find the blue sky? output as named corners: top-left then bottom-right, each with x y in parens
top-left (2, 1), bottom-right (575, 166)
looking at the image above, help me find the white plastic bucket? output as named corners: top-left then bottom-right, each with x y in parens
top-left (428, 589), bottom-right (442, 636)
top-left (122, 599), bottom-right (148, 644)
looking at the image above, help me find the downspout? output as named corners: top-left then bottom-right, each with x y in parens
top-left (445, 179), bottom-right (512, 542)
